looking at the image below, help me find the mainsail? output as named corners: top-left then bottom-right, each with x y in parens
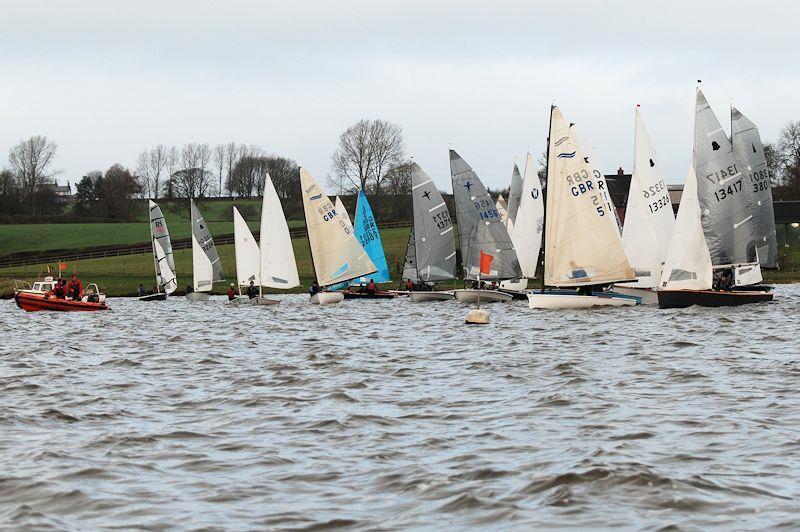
top-left (510, 152), bottom-right (545, 278)
top-left (411, 162), bottom-right (457, 281)
top-left (148, 200), bottom-right (177, 294)
top-left (233, 206), bottom-right (260, 287)
top-left (620, 108), bottom-right (676, 288)
top-left (694, 89), bottom-right (756, 267)
top-left (300, 168), bottom-right (376, 287)
top-left (731, 106), bottom-right (778, 269)
top-left (190, 199), bottom-right (224, 292)
top-left (660, 163), bottom-right (713, 290)
top-left (495, 194), bottom-right (508, 223)
top-left (506, 163), bottom-right (523, 225)
top-left (350, 190), bottom-right (391, 284)
top-left (401, 229), bottom-right (418, 282)
top-left (450, 149), bottom-right (521, 281)
top-left (543, 107), bottom-right (634, 287)
top-left (259, 173), bottom-right (300, 289)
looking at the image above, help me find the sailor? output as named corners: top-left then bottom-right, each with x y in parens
top-left (54, 279), bottom-right (66, 299)
top-left (309, 280), bottom-right (320, 296)
top-left (405, 278), bottom-right (414, 291)
top-left (227, 283), bottom-right (237, 301)
top-left (137, 284), bottom-right (147, 297)
top-left (716, 268), bottom-right (734, 292)
top-left (246, 280), bottom-right (258, 299)
top-left (367, 279), bottom-right (377, 295)
top-left (65, 274), bottom-right (83, 300)
top-left (186, 284), bottom-right (194, 294)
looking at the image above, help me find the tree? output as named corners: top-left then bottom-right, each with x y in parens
top-left (230, 154), bottom-right (268, 198)
top-left (264, 156), bottom-right (299, 199)
top-left (0, 169), bottom-right (22, 216)
top-left (172, 143), bottom-right (214, 198)
top-left (331, 119), bottom-right (405, 195)
top-left (72, 171), bottom-right (102, 217)
top-left (8, 135), bottom-right (58, 206)
top-left (383, 160), bottom-right (413, 196)
top-left (213, 144), bottom-right (226, 198)
top-left (136, 151), bottom-right (154, 198)
top-left (775, 121), bottom-right (800, 196)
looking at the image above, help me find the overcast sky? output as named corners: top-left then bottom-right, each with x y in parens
top-left (1, 1), bottom-right (798, 192)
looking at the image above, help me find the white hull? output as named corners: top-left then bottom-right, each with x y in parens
top-left (453, 289), bottom-right (512, 304)
top-left (250, 296), bottom-right (280, 306)
top-left (612, 285), bottom-right (658, 305)
top-left (528, 293), bottom-right (638, 309)
top-left (499, 278), bottom-right (528, 291)
top-left (310, 292), bottom-right (344, 305)
top-left (409, 291), bottom-right (455, 302)
top-left (185, 291), bottom-right (210, 302)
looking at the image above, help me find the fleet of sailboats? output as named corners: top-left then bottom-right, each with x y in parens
top-left (129, 86), bottom-right (778, 312)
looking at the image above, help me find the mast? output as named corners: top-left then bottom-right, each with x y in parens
top-left (540, 104), bottom-right (554, 293)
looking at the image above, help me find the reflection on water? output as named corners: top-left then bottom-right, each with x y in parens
top-left (2, 287), bottom-right (800, 529)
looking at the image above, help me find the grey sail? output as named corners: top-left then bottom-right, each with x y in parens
top-left (401, 229), bottom-right (418, 282)
top-left (449, 150), bottom-right (521, 281)
top-left (505, 163), bottom-right (523, 224)
top-left (731, 106), bottom-right (778, 269)
top-left (149, 200), bottom-right (177, 293)
top-left (411, 162), bottom-right (457, 281)
top-left (190, 199), bottom-right (224, 290)
top-left (694, 90), bottom-right (756, 267)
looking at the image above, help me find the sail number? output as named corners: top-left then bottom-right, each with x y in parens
top-left (647, 195), bottom-right (670, 213)
top-left (567, 169), bottom-right (607, 217)
top-left (358, 215), bottom-right (379, 246)
top-left (473, 198), bottom-right (500, 221)
top-left (749, 169), bottom-right (770, 193)
top-left (642, 180), bottom-right (666, 199)
top-left (432, 211), bottom-right (451, 230)
top-left (713, 179), bottom-right (743, 202)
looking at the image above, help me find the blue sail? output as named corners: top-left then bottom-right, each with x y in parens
top-left (351, 190), bottom-right (391, 284)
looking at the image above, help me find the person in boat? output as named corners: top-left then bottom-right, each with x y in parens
top-left (405, 278), bottom-right (415, 291)
top-left (64, 274), bottom-right (83, 300)
top-left (152, 285), bottom-right (159, 294)
top-left (227, 283), bottom-right (237, 301)
top-left (137, 284), bottom-right (147, 297)
top-left (715, 268), bottom-right (734, 292)
top-left (366, 279), bottom-right (377, 295)
top-left (309, 280), bottom-right (320, 296)
top-left (53, 279), bottom-right (66, 299)
top-left (246, 280), bottom-right (258, 299)
top-left (186, 284), bottom-right (194, 294)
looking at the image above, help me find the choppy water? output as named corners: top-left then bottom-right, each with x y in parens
top-left (1, 286), bottom-right (800, 530)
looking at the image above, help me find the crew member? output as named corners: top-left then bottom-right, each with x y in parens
top-left (366, 279), bottom-right (377, 295)
top-left (65, 274), bottom-right (83, 300)
top-left (309, 280), bottom-right (320, 296)
top-left (137, 284), bottom-right (147, 297)
top-left (246, 280), bottom-right (258, 299)
top-left (227, 283), bottom-right (237, 301)
top-left (54, 279), bottom-right (66, 299)
top-left (405, 278), bottom-right (414, 291)
top-left (716, 268), bottom-right (734, 292)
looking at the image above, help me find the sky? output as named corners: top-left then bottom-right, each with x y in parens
top-left (1, 0), bottom-right (798, 193)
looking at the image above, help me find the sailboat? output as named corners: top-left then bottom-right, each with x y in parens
top-left (495, 194), bottom-right (508, 223)
top-left (528, 106), bottom-right (639, 309)
top-left (339, 190), bottom-right (395, 299)
top-left (657, 89), bottom-right (773, 308)
top-left (232, 174), bottom-right (300, 305)
top-left (404, 162), bottom-right (458, 302)
top-left (300, 168), bottom-right (377, 304)
top-left (450, 149), bottom-right (522, 304)
top-left (140, 200), bottom-right (177, 301)
top-left (186, 199), bottom-right (224, 301)
top-left (499, 153), bottom-right (544, 294)
top-left (505, 162), bottom-right (524, 226)
top-left (731, 105), bottom-right (779, 287)
top-left (613, 107), bottom-right (676, 305)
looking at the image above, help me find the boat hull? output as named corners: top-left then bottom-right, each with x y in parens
top-left (612, 285), bottom-right (659, 305)
top-left (657, 289), bottom-right (773, 309)
top-left (409, 291), bottom-right (455, 302)
top-left (185, 292), bottom-right (210, 302)
top-left (310, 292), bottom-right (344, 305)
top-left (342, 291), bottom-right (397, 300)
top-left (528, 291), bottom-right (639, 309)
top-left (250, 296), bottom-right (280, 306)
top-left (497, 288), bottom-right (530, 301)
top-left (139, 292), bottom-right (167, 302)
top-left (499, 278), bottom-right (528, 291)
top-left (15, 292), bottom-right (109, 312)
top-left (453, 289), bottom-right (512, 304)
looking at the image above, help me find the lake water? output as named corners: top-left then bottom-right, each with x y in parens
top-left (2, 286), bottom-right (800, 529)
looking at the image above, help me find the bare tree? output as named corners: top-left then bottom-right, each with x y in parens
top-left (383, 160), bottom-right (413, 196)
top-left (224, 142), bottom-right (239, 195)
top-left (136, 150), bottom-right (154, 198)
top-left (331, 119), bottom-right (405, 195)
top-left (213, 144), bottom-right (226, 197)
top-left (148, 144), bottom-right (169, 199)
top-left (776, 121), bottom-right (800, 194)
top-left (173, 143), bottom-right (214, 198)
top-left (8, 135), bottom-right (59, 202)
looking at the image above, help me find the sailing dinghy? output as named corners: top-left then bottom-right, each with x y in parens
top-left (300, 168), bottom-right (377, 304)
top-left (657, 89), bottom-right (772, 308)
top-left (613, 107), bottom-right (676, 305)
top-left (528, 106), bottom-right (639, 309)
top-left (450, 149), bottom-right (522, 304)
top-left (404, 162), bottom-right (457, 302)
top-left (186, 199), bottom-right (225, 301)
top-left (140, 200), bottom-right (177, 301)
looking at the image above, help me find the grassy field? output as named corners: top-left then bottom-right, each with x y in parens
top-left (0, 198), bottom-right (305, 256)
top-left (0, 228), bottom-right (428, 297)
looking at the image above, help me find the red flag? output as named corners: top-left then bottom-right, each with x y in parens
top-left (479, 251), bottom-right (493, 275)
top-left (59, 262), bottom-right (68, 271)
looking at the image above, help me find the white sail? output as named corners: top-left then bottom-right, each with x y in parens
top-left (300, 168), bottom-right (376, 287)
top-left (571, 125), bottom-right (619, 233)
top-left (495, 194), bottom-right (508, 223)
top-left (544, 107), bottom-right (634, 287)
top-left (620, 108), bottom-right (676, 288)
top-left (190, 199), bottom-right (224, 292)
top-left (510, 152), bottom-right (545, 278)
top-left (660, 164), bottom-right (713, 290)
top-left (148, 200), bottom-right (177, 294)
top-left (233, 206), bottom-right (260, 287)
top-left (153, 238), bottom-right (177, 294)
top-left (259, 174), bottom-right (300, 289)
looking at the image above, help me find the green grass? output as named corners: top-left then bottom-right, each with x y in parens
top-left (0, 228), bottom-right (423, 297)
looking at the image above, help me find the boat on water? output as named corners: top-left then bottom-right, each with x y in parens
top-left (657, 89), bottom-right (773, 308)
top-left (401, 162), bottom-right (458, 302)
top-left (449, 149), bottom-right (522, 304)
top-left (300, 168), bottom-right (377, 304)
top-left (528, 106), bottom-right (639, 309)
top-left (140, 200), bottom-right (178, 301)
top-left (186, 199), bottom-right (225, 301)
top-left (613, 107), bottom-right (676, 306)
top-left (231, 173), bottom-right (300, 306)
top-left (14, 276), bottom-right (108, 312)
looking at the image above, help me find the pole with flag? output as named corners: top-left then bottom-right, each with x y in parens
top-left (466, 251), bottom-right (493, 324)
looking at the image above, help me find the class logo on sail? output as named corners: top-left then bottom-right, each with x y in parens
top-left (557, 151), bottom-right (576, 159)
